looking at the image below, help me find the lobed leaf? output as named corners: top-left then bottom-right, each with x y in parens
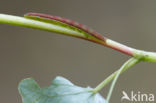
top-left (18, 76), bottom-right (106, 103)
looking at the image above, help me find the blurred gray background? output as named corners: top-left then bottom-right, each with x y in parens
top-left (0, 0), bottom-right (156, 103)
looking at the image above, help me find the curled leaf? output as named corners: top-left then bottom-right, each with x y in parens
top-left (24, 13), bottom-right (106, 41)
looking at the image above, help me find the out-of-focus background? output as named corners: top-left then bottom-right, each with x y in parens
top-left (0, 0), bottom-right (156, 103)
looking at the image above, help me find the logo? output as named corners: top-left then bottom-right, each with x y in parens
top-left (121, 91), bottom-right (154, 102)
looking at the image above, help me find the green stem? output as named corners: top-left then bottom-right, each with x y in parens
top-left (0, 14), bottom-right (86, 38)
top-left (106, 57), bottom-right (141, 103)
top-left (0, 14), bottom-right (156, 62)
top-left (0, 14), bottom-right (133, 56)
top-left (93, 57), bottom-right (141, 94)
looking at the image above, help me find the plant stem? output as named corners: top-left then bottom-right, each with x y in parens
top-left (93, 57), bottom-right (141, 94)
top-left (0, 14), bottom-right (133, 56)
top-left (0, 13), bottom-right (156, 62)
top-left (0, 14), bottom-right (87, 38)
top-left (106, 57), bottom-right (141, 103)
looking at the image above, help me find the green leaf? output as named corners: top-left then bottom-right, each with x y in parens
top-left (18, 76), bottom-right (106, 103)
